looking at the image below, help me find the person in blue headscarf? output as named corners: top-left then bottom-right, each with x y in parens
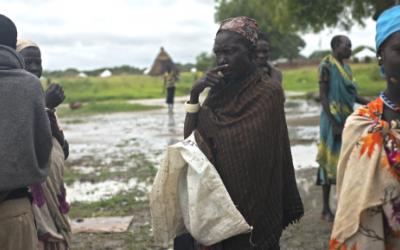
top-left (329, 5), bottom-right (400, 250)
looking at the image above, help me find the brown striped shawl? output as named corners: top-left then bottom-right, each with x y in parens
top-left (195, 70), bottom-right (303, 249)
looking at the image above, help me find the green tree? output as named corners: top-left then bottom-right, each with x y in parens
top-left (280, 0), bottom-right (399, 32)
top-left (175, 62), bottom-right (196, 72)
top-left (308, 50), bottom-right (331, 59)
top-left (215, 0), bottom-right (399, 59)
top-left (215, 0), bottom-right (306, 60)
top-left (195, 52), bottom-right (216, 71)
top-left (216, 0), bottom-right (400, 33)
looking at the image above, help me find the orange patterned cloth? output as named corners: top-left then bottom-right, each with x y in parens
top-left (330, 97), bottom-right (400, 249)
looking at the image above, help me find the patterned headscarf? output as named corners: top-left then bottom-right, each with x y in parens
top-left (375, 5), bottom-right (400, 50)
top-left (16, 39), bottom-right (39, 53)
top-left (217, 16), bottom-right (260, 46)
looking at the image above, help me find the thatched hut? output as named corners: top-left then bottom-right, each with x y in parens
top-left (148, 47), bottom-right (178, 76)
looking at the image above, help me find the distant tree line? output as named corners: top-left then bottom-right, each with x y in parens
top-left (214, 0), bottom-right (399, 61)
top-left (43, 65), bottom-right (146, 78)
top-left (175, 62), bottom-right (196, 72)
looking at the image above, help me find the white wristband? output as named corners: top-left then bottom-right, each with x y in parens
top-left (184, 101), bottom-right (200, 113)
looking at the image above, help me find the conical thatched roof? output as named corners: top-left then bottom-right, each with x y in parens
top-left (148, 47), bottom-right (178, 76)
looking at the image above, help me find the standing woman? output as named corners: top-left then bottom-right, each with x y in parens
top-left (316, 35), bottom-right (369, 221)
top-left (17, 40), bottom-right (71, 250)
top-left (330, 5), bottom-right (400, 249)
top-left (0, 15), bottom-right (52, 250)
top-left (164, 65), bottom-right (178, 113)
top-left (183, 16), bottom-right (303, 249)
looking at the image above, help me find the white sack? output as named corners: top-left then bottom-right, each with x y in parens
top-left (150, 133), bottom-right (251, 247)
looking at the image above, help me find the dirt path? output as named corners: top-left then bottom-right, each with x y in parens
top-left (70, 168), bottom-right (334, 250)
top-left (281, 168), bottom-right (335, 250)
top-left (62, 97), bottom-right (333, 250)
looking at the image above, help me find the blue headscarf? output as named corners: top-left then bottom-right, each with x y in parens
top-left (376, 5), bottom-right (400, 50)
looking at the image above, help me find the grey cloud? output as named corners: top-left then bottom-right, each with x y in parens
top-left (22, 26), bottom-right (214, 50)
top-left (22, 33), bottom-right (162, 47)
top-left (194, 0), bottom-right (215, 5)
top-left (41, 34), bottom-right (214, 70)
top-left (3, 0), bottom-right (49, 3)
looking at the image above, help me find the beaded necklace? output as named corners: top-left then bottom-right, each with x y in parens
top-left (380, 91), bottom-right (400, 112)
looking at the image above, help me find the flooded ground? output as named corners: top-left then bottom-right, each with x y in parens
top-left (62, 97), bottom-right (333, 249)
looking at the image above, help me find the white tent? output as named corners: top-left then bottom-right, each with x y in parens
top-left (99, 69), bottom-right (112, 78)
top-left (353, 48), bottom-right (376, 62)
top-left (78, 72), bottom-right (88, 78)
top-left (272, 58), bottom-right (288, 64)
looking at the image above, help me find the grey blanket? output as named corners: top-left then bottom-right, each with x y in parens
top-left (0, 45), bottom-right (52, 192)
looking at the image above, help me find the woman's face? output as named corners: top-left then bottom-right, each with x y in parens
top-left (20, 46), bottom-right (42, 78)
top-left (380, 32), bottom-right (400, 82)
top-left (256, 40), bottom-right (270, 67)
top-left (213, 31), bottom-right (255, 83)
top-left (335, 36), bottom-right (352, 60)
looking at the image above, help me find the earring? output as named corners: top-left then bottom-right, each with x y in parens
top-left (378, 56), bottom-right (383, 65)
top-left (390, 77), bottom-right (398, 84)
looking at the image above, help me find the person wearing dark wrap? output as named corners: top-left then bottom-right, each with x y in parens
top-left (182, 16), bottom-right (303, 250)
top-left (0, 14), bottom-right (52, 250)
top-left (17, 40), bottom-right (69, 159)
top-left (17, 39), bottom-right (71, 250)
top-left (256, 32), bottom-right (282, 84)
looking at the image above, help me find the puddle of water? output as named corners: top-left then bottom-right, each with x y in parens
top-left (291, 143), bottom-right (319, 169)
top-left (285, 99), bottom-right (320, 118)
top-left (63, 98), bottom-right (321, 202)
top-left (71, 166), bottom-right (96, 174)
top-left (66, 178), bottom-right (150, 203)
top-left (288, 126), bottom-right (319, 142)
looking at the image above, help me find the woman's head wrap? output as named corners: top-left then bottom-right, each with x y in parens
top-left (16, 39), bottom-right (39, 53)
top-left (217, 16), bottom-right (260, 47)
top-left (0, 14), bottom-right (17, 49)
top-left (376, 5), bottom-right (400, 50)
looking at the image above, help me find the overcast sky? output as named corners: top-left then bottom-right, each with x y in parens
top-left (0, 0), bottom-right (376, 70)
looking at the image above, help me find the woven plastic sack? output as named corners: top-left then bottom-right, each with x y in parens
top-left (150, 132), bottom-right (251, 247)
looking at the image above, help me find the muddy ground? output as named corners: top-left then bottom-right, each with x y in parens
top-left (62, 98), bottom-right (334, 250)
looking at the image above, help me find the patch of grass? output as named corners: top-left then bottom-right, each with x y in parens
top-left (63, 118), bottom-right (86, 124)
top-left (69, 189), bottom-right (148, 218)
top-left (65, 152), bottom-right (156, 185)
top-left (63, 167), bottom-right (83, 185)
top-left (48, 65), bottom-right (384, 106)
top-left (71, 225), bottom-right (157, 250)
top-left (46, 72), bottom-right (195, 103)
top-left (57, 101), bottom-right (162, 116)
top-left (64, 167), bottom-right (114, 185)
top-left (282, 63), bottom-right (386, 96)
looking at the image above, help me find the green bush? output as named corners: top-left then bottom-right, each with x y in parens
top-left (49, 64), bottom-right (385, 104)
top-left (48, 72), bottom-right (195, 103)
top-left (282, 63), bottom-right (385, 97)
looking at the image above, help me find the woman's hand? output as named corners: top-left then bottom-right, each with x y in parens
top-left (45, 83), bottom-right (65, 109)
top-left (189, 64), bottom-right (229, 103)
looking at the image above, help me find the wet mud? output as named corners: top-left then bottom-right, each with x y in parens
top-left (63, 98), bottom-right (334, 249)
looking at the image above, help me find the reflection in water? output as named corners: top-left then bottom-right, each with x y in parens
top-left (291, 143), bottom-right (318, 169)
top-left (285, 99), bottom-right (320, 118)
top-left (167, 112), bottom-right (179, 146)
top-left (63, 98), bottom-right (321, 201)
